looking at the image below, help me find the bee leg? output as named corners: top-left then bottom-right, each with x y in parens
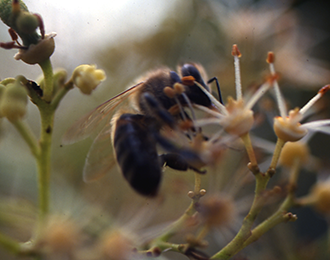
top-left (159, 153), bottom-right (206, 174)
top-left (207, 76), bottom-right (223, 104)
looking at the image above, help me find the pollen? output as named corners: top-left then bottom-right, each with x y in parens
top-left (181, 76), bottom-right (195, 86)
top-left (163, 86), bottom-right (176, 98)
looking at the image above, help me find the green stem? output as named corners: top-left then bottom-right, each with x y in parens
top-left (242, 192), bottom-right (297, 249)
top-left (149, 172), bottom-right (203, 249)
top-left (12, 120), bottom-right (40, 157)
top-left (211, 172), bottom-right (270, 260)
top-left (269, 138), bottom-right (285, 171)
top-left (0, 232), bottom-right (21, 255)
top-left (50, 81), bottom-right (73, 110)
top-left (38, 59), bottom-right (53, 102)
top-left (241, 133), bottom-right (258, 167)
top-left (36, 106), bottom-right (54, 224)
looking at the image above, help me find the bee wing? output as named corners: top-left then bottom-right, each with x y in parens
top-left (62, 82), bottom-right (144, 144)
top-left (83, 123), bottom-right (116, 182)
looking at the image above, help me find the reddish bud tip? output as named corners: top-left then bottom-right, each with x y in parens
top-left (267, 52), bottom-right (275, 64)
top-left (318, 84), bottom-right (330, 95)
top-left (12, 0), bottom-right (21, 13)
top-left (0, 41), bottom-right (16, 49)
top-left (33, 13), bottom-right (44, 39)
top-left (231, 44), bottom-right (241, 57)
top-left (8, 28), bottom-right (18, 41)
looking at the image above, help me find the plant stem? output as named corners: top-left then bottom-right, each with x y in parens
top-left (210, 171), bottom-right (270, 259)
top-left (241, 133), bottom-right (258, 167)
top-left (148, 172), bottom-right (203, 250)
top-left (38, 59), bottom-right (53, 102)
top-left (36, 105), bottom-right (54, 224)
top-left (0, 232), bottom-right (21, 255)
top-left (269, 138), bottom-right (285, 170)
top-left (12, 120), bottom-right (40, 157)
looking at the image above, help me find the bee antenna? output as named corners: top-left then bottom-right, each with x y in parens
top-left (207, 77), bottom-right (223, 104)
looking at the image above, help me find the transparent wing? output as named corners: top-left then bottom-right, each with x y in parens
top-left (82, 123), bottom-right (116, 182)
top-left (62, 82), bottom-right (144, 144)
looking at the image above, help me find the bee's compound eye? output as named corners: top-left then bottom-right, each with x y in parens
top-left (181, 64), bottom-right (201, 80)
top-left (181, 64), bottom-right (207, 88)
top-left (170, 71), bottom-right (181, 84)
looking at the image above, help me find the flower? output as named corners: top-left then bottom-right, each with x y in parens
top-left (193, 45), bottom-right (272, 139)
top-left (209, 0), bottom-right (330, 87)
top-left (267, 52), bottom-right (330, 142)
top-left (72, 64), bottom-right (106, 95)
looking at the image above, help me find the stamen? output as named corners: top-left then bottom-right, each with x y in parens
top-left (245, 82), bottom-right (271, 110)
top-left (181, 92), bottom-right (197, 121)
top-left (194, 81), bottom-right (228, 115)
top-left (232, 44), bottom-right (242, 100)
top-left (267, 52), bottom-right (287, 118)
top-left (194, 104), bottom-right (225, 119)
top-left (299, 85), bottom-right (330, 116)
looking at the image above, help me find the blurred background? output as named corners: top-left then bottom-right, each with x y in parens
top-left (1, 0), bottom-right (330, 259)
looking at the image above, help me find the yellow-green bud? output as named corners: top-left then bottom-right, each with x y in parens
top-left (0, 82), bottom-right (28, 122)
top-left (72, 64), bottom-right (106, 94)
top-left (16, 11), bottom-right (39, 34)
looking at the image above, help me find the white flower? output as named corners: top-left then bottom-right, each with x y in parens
top-left (193, 45), bottom-right (272, 138)
top-left (267, 52), bottom-right (330, 142)
top-left (72, 64), bottom-right (106, 94)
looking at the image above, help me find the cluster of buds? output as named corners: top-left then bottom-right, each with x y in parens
top-left (0, 0), bottom-right (55, 64)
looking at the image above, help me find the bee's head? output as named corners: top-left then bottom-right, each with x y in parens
top-left (179, 63), bottom-right (212, 107)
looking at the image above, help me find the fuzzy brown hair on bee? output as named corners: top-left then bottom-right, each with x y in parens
top-left (63, 63), bottom-right (220, 197)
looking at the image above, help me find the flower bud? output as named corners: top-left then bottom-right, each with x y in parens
top-left (41, 217), bottom-right (79, 254)
top-left (98, 230), bottom-right (134, 260)
top-left (16, 11), bottom-right (39, 34)
top-left (14, 33), bottom-right (56, 64)
top-left (279, 141), bottom-right (309, 167)
top-left (72, 64), bottom-right (106, 94)
top-left (310, 181), bottom-right (330, 214)
top-left (197, 194), bottom-right (236, 228)
top-left (0, 81), bottom-right (28, 122)
top-left (0, 0), bottom-right (29, 28)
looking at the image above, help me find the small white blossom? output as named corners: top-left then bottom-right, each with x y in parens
top-left (268, 52), bottom-right (330, 142)
top-left (72, 64), bottom-right (106, 94)
top-left (193, 45), bottom-right (271, 138)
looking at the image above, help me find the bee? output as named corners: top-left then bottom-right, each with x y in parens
top-left (63, 63), bottom-right (219, 197)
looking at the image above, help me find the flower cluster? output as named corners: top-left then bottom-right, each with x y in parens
top-left (1, 0), bottom-right (330, 260)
